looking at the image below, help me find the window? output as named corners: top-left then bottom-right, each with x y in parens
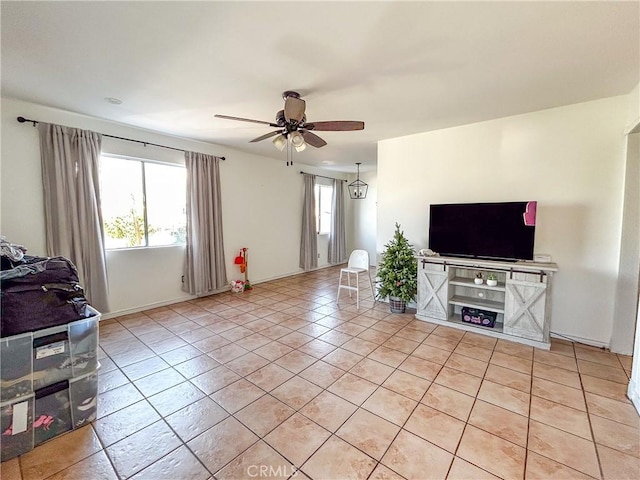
top-left (315, 184), bottom-right (333, 235)
top-left (100, 155), bottom-right (186, 249)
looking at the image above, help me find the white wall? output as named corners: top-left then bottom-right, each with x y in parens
top-left (591, 82), bottom-right (639, 353)
top-left (610, 131), bottom-right (639, 353)
top-left (624, 133), bottom-right (640, 413)
top-left (351, 170), bottom-right (378, 266)
top-left (624, 81), bottom-right (640, 413)
top-left (0, 98), bottom-right (348, 316)
top-left (626, 82), bottom-right (640, 130)
top-left (377, 95), bottom-right (629, 347)
top-left (629, 295), bottom-right (640, 415)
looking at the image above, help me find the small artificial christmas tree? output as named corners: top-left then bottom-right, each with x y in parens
top-left (376, 223), bottom-right (418, 312)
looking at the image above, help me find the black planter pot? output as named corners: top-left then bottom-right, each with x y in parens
top-left (389, 296), bottom-right (406, 313)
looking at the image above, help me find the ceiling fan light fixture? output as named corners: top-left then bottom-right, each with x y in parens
top-left (272, 134), bottom-right (287, 151)
top-left (348, 162), bottom-right (368, 199)
top-left (216, 90), bottom-right (364, 153)
top-left (290, 131), bottom-right (306, 149)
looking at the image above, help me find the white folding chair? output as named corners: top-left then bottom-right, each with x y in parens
top-left (336, 249), bottom-right (374, 309)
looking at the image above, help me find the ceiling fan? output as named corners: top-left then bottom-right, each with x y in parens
top-left (215, 91), bottom-right (364, 152)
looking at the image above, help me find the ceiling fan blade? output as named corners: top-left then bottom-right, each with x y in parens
top-left (300, 130), bottom-right (327, 148)
top-left (284, 97), bottom-right (306, 123)
top-left (306, 121), bottom-right (364, 131)
top-left (249, 130), bottom-right (282, 143)
top-left (215, 114), bottom-right (279, 127)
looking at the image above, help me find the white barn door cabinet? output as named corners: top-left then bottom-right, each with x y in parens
top-left (416, 256), bottom-right (557, 349)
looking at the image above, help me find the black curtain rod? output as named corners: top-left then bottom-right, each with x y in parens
top-left (299, 171), bottom-right (347, 182)
top-left (16, 116), bottom-right (225, 160)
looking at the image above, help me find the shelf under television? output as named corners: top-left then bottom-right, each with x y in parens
top-left (449, 314), bottom-right (504, 334)
top-left (449, 295), bottom-right (504, 314)
top-left (449, 277), bottom-right (506, 292)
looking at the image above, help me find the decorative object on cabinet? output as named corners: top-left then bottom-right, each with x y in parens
top-left (415, 255), bottom-right (557, 349)
top-left (461, 306), bottom-right (497, 328)
top-left (486, 273), bottom-right (498, 287)
top-left (474, 272), bottom-right (484, 285)
top-left (376, 223), bottom-right (417, 313)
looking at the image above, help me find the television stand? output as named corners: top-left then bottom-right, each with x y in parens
top-left (415, 255), bottom-right (558, 349)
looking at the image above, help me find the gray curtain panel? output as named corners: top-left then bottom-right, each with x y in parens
top-left (38, 123), bottom-right (110, 312)
top-left (299, 173), bottom-right (318, 270)
top-left (183, 151), bottom-right (227, 295)
top-left (328, 179), bottom-right (347, 264)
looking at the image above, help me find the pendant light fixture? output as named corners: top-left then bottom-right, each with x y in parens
top-left (348, 162), bottom-right (368, 199)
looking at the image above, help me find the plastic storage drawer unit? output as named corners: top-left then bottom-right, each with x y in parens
top-left (0, 367), bottom-right (98, 461)
top-left (0, 393), bottom-right (34, 461)
top-left (1, 307), bottom-right (100, 403)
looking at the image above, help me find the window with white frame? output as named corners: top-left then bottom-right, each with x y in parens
top-left (315, 184), bottom-right (333, 235)
top-left (100, 155), bottom-right (186, 249)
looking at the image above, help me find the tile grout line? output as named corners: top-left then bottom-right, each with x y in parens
top-left (226, 314), bottom-right (420, 478)
top-left (329, 316), bottom-right (441, 475)
top-left (278, 318), bottom-right (411, 479)
top-left (91, 326), bottom-right (128, 480)
top-left (530, 342), bottom-right (611, 479)
top-left (103, 338), bottom-right (175, 479)
top-left (578, 341), bottom-right (607, 480)
top-left (120, 289), bottom-right (312, 478)
top-left (522, 342), bottom-right (536, 480)
top-left (170, 292), bottom-right (376, 477)
top-left (282, 322), bottom-right (525, 478)
top-left (447, 335), bottom-right (502, 480)
top-left (100, 319), bottom-right (217, 480)
top-left (361, 328), bottom-right (461, 480)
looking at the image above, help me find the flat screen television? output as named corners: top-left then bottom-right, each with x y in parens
top-left (428, 201), bottom-right (537, 261)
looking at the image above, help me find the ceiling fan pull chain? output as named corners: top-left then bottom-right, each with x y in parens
top-left (286, 137), bottom-right (290, 166)
top-left (289, 140), bottom-right (293, 166)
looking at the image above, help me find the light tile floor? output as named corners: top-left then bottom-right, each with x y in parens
top-left (2, 266), bottom-right (639, 479)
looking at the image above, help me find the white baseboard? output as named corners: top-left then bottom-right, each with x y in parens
top-left (100, 265), bottom-right (343, 320)
top-left (248, 263), bottom-right (342, 285)
top-left (100, 295), bottom-right (197, 320)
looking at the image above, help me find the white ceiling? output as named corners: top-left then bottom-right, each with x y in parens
top-left (2, 1), bottom-right (638, 172)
